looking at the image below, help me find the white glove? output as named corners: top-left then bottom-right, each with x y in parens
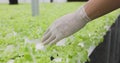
top-left (42, 6), bottom-right (91, 45)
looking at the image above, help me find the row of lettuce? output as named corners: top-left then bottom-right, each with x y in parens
top-left (0, 3), bottom-right (120, 63)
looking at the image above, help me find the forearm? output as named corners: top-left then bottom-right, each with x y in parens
top-left (84, 0), bottom-right (120, 20)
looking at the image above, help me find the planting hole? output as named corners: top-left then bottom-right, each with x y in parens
top-left (50, 56), bottom-right (55, 61)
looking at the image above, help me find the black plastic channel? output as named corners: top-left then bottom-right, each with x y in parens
top-left (86, 15), bottom-right (120, 63)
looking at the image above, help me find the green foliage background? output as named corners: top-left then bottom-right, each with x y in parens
top-left (0, 2), bottom-right (120, 63)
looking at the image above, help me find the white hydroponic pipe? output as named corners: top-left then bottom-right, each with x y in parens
top-left (31, 0), bottom-right (39, 16)
top-left (53, 0), bottom-right (67, 3)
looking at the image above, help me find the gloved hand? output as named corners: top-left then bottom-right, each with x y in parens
top-left (42, 6), bottom-right (91, 45)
